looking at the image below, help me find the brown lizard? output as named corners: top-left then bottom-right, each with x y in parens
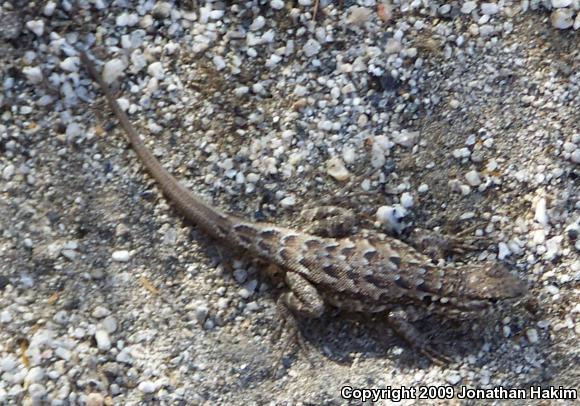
top-left (80, 51), bottom-right (527, 364)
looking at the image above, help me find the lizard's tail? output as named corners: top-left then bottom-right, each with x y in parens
top-left (80, 51), bottom-right (233, 240)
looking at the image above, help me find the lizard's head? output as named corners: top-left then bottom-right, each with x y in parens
top-left (432, 263), bottom-right (528, 313)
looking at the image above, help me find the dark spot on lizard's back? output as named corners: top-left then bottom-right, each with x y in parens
top-left (282, 234), bottom-right (299, 245)
top-left (237, 234), bottom-right (253, 245)
top-left (260, 228), bottom-right (281, 240)
top-left (304, 238), bottom-right (322, 249)
top-left (257, 240), bottom-right (273, 254)
top-left (233, 224), bottom-right (258, 236)
top-left (325, 243), bottom-right (339, 253)
top-left (363, 249), bottom-right (378, 261)
top-left (321, 263), bottom-right (340, 279)
top-left (364, 274), bottom-right (391, 289)
top-left (278, 247), bottom-right (292, 262)
top-left (341, 245), bottom-right (356, 257)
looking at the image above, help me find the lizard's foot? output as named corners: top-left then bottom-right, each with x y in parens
top-left (407, 227), bottom-right (485, 261)
top-left (386, 309), bottom-right (453, 366)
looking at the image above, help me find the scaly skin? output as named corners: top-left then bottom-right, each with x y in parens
top-left (80, 51), bottom-right (527, 364)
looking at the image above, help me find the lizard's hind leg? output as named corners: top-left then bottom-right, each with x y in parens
top-left (299, 206), bottom-right (359, 238)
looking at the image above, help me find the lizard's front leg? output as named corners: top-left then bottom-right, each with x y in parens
top-left (386, 309), bottom-right (453, 365)
top-left (273, 272), bottom-right (325, 355)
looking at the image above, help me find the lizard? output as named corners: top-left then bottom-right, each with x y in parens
top-left (79, 51), bottom-right (528, 364)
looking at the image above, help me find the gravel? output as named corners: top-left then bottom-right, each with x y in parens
top-left (0, 0), bottom-right (578, 404)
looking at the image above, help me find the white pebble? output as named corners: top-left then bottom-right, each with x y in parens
top-left (465, 170), bottom-right (482, 186)
top-left (446, 372), bottom-right (462, 385)
top-left (0, 310), bottom-right (12, 323)
top-left (347, 6), bottom-right (372, 26)
top-left (102, 59), bottom-right (127, 85)
top-left (250, 16), bottom-right (266, 31)
top-left (571, 149), bottom-right (580, 164)
top-left (303, 39), bottom-right (321, 57)
top-left (138, 380), bottom-right (157, 394)
top-left (152, 2), bottom-right (172, 19)
top-left (376, 205), bottom-right (407, 234)
top-left (526, 328), bottom-right (539, 344)
top-left (497, 242), bottom-right (511, 260)
top-left (280, 195), bottom-right (296, 207)
top-left (147, 62), bottom-right (165, 79)
top-left (112, 250), bottom-right (131, 262)
top-left (551, 9), bottom-right (574, 29)
top-left (461, 1), bottom-right (477, 13)
top-left (551, 0), bottom-right (572, 7)
top-left (26, 20), bottom-right (45, 36)
top-left (534, 198), bottom-right (549, 227)
top-left (26, 367), bottom-right (45, 384)
top-left (326, 157), bottom-right (350, 181)
top-left (212, 55), bottom-right (226, 71)
top-left (2, 164), bottom-right (15, 181)
top-left (270, 0), bottom-right (285, 10)
top-left (86, 393), bottom-right (105, 406)
top-left (101, 316), bottom-right (118, 333)
top-left (116, 12), bottom-right (139, 27)
top-left (92, 306), bottom-right (111, 319)
top-left (55, 347), bottom-right (71, 361)
top-left (42, 2), bottom-right (57, 16)
top-left (59, 56), bottom-right (79, 73)
top-left (481, 3), bottom-right (499, 15)
top-left (22, 66), bottom-right (43, 84)
top-left (66, 122), bottom-right (82, 139)
top-left (95, 329), bottom-right (112, 351)
top-left (400, 192), bottom-right (414, 209)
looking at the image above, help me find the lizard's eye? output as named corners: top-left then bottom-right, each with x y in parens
top-left (421, 295), bottom-right (432, 305)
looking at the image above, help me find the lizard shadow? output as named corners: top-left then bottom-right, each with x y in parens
top-left (294, 308), bottom-right (527, 369)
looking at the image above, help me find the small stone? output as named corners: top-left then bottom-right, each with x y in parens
top-left (147, 62), bottom-right (164, 79)
top-left (92, 306), bottom-right (111, 319)
top-left (2, 164), bottom-right (15, 180)
top-left (102, 59), bottom-right (127, 85)
top-left (60, 56), bottom-right (79, 72)
top-left (22, 66), bottom-right (43, 84)
top-left (270, 0), bottom-right (284, 10)
top-left (43, 1), bottom-right (56, 16)
top-left (465, 170), bottom-right (482, 186)
top-left (571, 149), bottom-right (580, 164)
top-left (526, 328), bottom-right (539, 344)
top-left (26, 19), bottom-right (45, 36)
top-left (138, 380), bottom-right (157, 394)
top-left (152, 2), bottom-right (172, 19)
top-left (303, 39), bottom-right (321, 57)
top-left (481, 3), bottom-right (499, 15)
top-left (551, 0), bottom-right (572, 7)
top-left (195, 304), bottom-right (209, 323)
top-left (250, 16), bottom-right (266, 31)
top-left (446, 372), bottom-right (462, 385)
top-left (26, 367), bottom-right (45, 384)
top-left (498, 242), bottom-right (511, 260)
top-left (400, 192), bottom-right (413, 209)
top-left (116, 348), bottom-right (134, 364)
top-left (112, 250), bottom-right (131, 262)
top-left (280, 195), bottom-right (296, 207)
top-left (534, 198), bottom-right (548, 227)
top-left (347, 6), bottom-right (372, 26)
top-left (95, 330), bottom-right (112, 351)
top-left (55, 347), bottom-right (71, 361)
top-left (86, 393), bottom-right (105, 406)
top-left (461, 1), bottom-right (477, 13)
top-left (376, 205), bottom-right (407, 234)
top-left (551, 9), bottom-right (574, 29)
top-left (326, 157), bottom-right (350, 181)
top-left (116, 12), bottom-right (139, 27)
top-left (0, 310), bottom-right (11, 323)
